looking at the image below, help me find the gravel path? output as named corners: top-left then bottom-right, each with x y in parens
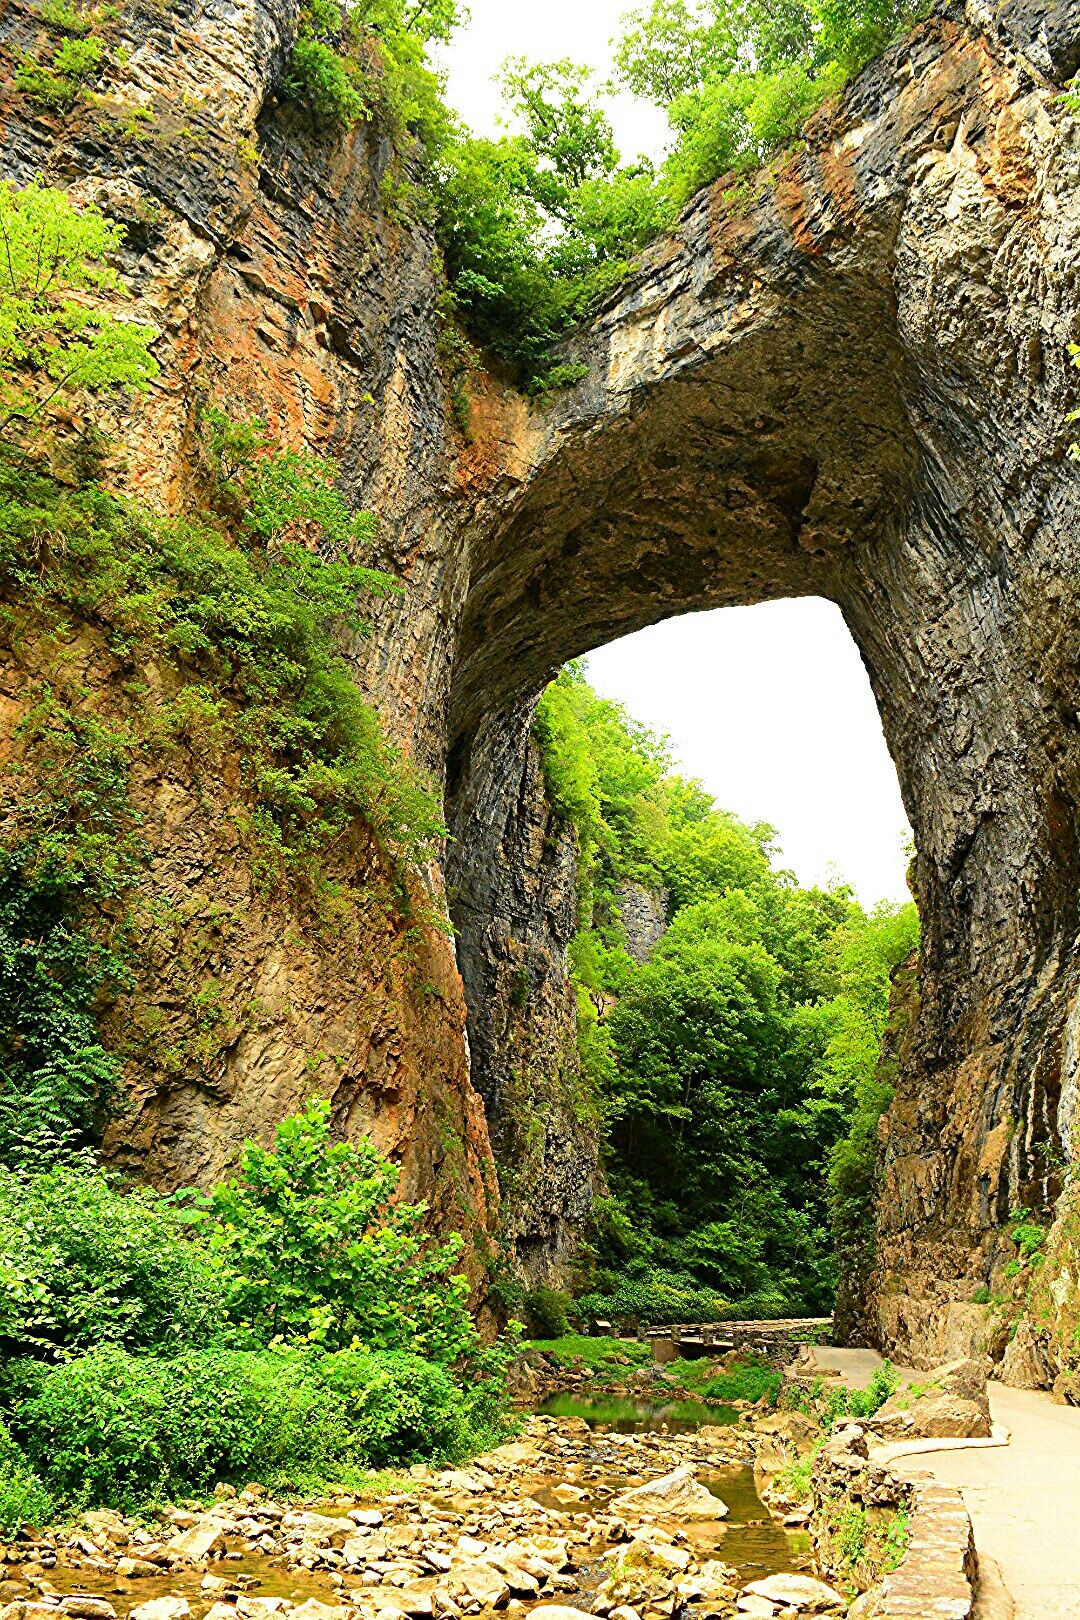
top-left (806, 1348), bottom-right (1080, 1620)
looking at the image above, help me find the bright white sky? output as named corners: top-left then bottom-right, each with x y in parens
top-left (440, 5), bottom-right (913, 907)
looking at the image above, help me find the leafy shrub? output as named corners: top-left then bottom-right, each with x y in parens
top-left (37, 0), bottom-right (116, 33)
top-left (817, 1360), bottom-right (899, 1427)
top-left (0, 179), bottom-right (157, 444)
top-left (14, 1344), bottom-right (353, 1507)
top-left (0, 1163), bottom-right (230, 1359)
top-left (187, 1098), bottom-right (477, 1361)
top-left (523, 1287), bottom-right (572, 1339)
top-left (575, 1271), bottom-right (731, 1326)
top-left (315, 1348), bottom-right (473, 1465)
top-left (0, 1418), bottom-right (52, 1535)
top-left (697, 1354), bottom-right (782, 1406)
top-left (15, 1340), bottom-right (500, 1508)
top-left (285, 36), bottom-right (368, 126)
top-left (1009, 1216), bottom-right (1047, 1261)
top-left (0, 452), bottom-right (445, 874)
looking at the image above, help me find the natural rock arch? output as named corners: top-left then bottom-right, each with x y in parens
top-left (445, 1), bottom-right (1080, 1359)
top-left (3, 0), bottom-right (1079, 1369)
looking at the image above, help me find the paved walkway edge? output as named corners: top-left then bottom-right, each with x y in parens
top-left (811, 1427), bottom-right (978, 1620)
top-left (871, 1423), bottom-right (1012, 1466)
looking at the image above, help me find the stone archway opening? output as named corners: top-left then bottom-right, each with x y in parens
top-left (447, 589), bottom-right (915, 1318)
top-left (441, 9), bottom-right (1080, 1364)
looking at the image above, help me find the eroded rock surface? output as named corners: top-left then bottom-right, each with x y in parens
top-left (4, 0), bottom-right (1080, 1334)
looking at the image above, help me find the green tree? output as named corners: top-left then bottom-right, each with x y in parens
top-left (188, 1098), bottom-right (477, 1361)
top-left (532, 660), bottom-right (919, 1321)
top-left (0, 180), bottom-right (158, 442)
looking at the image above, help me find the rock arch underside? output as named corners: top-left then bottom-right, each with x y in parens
top-left (3, 0), bottom-right (1080, 1377)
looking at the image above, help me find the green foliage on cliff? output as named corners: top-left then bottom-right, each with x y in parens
top-left (273, 0), bottom-right (936, 387)
top-left (534, 664), bottom-right (918, 1321)
top-left (0, 701), bottom-right (140, 1165)
top-left (284, 0), bottom-right (460, 140)
top-left (431, 0), bottom-right (932, 385)
top-left (0, 437), bottom-right (444, 1156)
top-left (0, 180), bottom-right (157, 444)
top-left (615, 0), bottom-right (931, 206)
top-left (0, 179), bottom-right (446, 1166)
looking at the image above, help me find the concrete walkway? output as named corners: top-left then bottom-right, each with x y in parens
top-left (806, 1348), bottom-right (1080, 1620)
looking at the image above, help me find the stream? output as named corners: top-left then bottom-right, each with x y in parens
top-left (15, 1405), bottom-right (812, 1619)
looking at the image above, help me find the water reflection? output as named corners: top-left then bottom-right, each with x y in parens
top-left (536, 1392), bottom-right (740, 1433)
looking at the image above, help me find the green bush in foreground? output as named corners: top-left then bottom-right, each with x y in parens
top-left (14, 1341), bottom-right (497, 1510)
top-left (184, 1098), bottom-right (477, 1361)
top-left (0, 1418), bottom-right (52, 1536)
top-left (0, 1162), bottom-right (231, 1360)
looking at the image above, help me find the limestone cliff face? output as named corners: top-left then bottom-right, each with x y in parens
top-left (443, 0), bottom-right (1080, 1366)
top-left (5, 0), bottom-right (1080, 1348)
top-left (447, 716), bottom-right (603, 1287)
top-left (0, 0), bottom-right (499, 1287)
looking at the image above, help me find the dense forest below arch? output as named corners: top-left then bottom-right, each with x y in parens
top-left (531, 665), bottom-right (918, 1326)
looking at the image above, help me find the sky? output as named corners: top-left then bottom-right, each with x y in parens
top-left (440, 5), bottom-right (913, 907)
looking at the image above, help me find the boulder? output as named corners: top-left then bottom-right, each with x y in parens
top-left (396, 1584), bottom-right (436, 1618)
top-left (610, 1466), bottom-right (727, 1522)
top-left (999, 1323), bottom-right (1056, 1391)
top-left (129, 1600), bottom-right (192, 1620)
top-left (116, 1559), bottom-right (162, 1579)
top-left (743, 1574), bottom-right (845, 1613)
top-left (754, 1409), bottom-right (821, 1472)
top-left (59, 1603), bottom-right (117, 1620)
top-left (450, 1560), bottom-right (509, 1609)
top-left (282, 1513), bottom-right (355, 1546)
top-left (1052, 1369), bottom-right (1080, 1407)
top-left (165, 1521), bottom-right (228, 1562)
top-left (874, 1359), bottom-right (991, 1439)
top-left (290, 1604), bottom-right (349, 1620)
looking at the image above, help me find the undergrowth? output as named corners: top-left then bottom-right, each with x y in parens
top-left (528, 1334), bottom-right (653, 1371)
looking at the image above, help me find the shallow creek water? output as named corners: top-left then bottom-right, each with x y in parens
top-left (530, 1400), bottom-right (809, 1589)
top-left (536, 1395), bottom-right (741, 1435)
top-left (18, 1403), bottom-right (810, 1616)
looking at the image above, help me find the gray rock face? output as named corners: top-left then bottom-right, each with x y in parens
top-left (5, 0), bottom-right (1080, 1331)
top-left (445, 0), bottom-right (1080, 1335)
top-left (615, 883), bottom-right (669, 965)
top-left (446, 721), bottom-right (603, 1284)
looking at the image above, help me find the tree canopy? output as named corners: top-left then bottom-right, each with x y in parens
top-left (534, 665), bottom-right (918, 1321)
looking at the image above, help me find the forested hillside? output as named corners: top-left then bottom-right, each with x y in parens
top-left (533, 667), bottom-right (918, 1324)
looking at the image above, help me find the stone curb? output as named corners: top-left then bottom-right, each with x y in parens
top-left (869, 1422), bottom-right (1011, 1466)
top-left (810, 1429), bottom-right (978, 1620)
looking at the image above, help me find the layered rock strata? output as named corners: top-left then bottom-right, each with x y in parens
top-left (4, 0), bottom-right (1080, 1342)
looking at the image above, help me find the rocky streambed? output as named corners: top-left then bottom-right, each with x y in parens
top-left (0, 1415), bottom-right (847, 1620)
